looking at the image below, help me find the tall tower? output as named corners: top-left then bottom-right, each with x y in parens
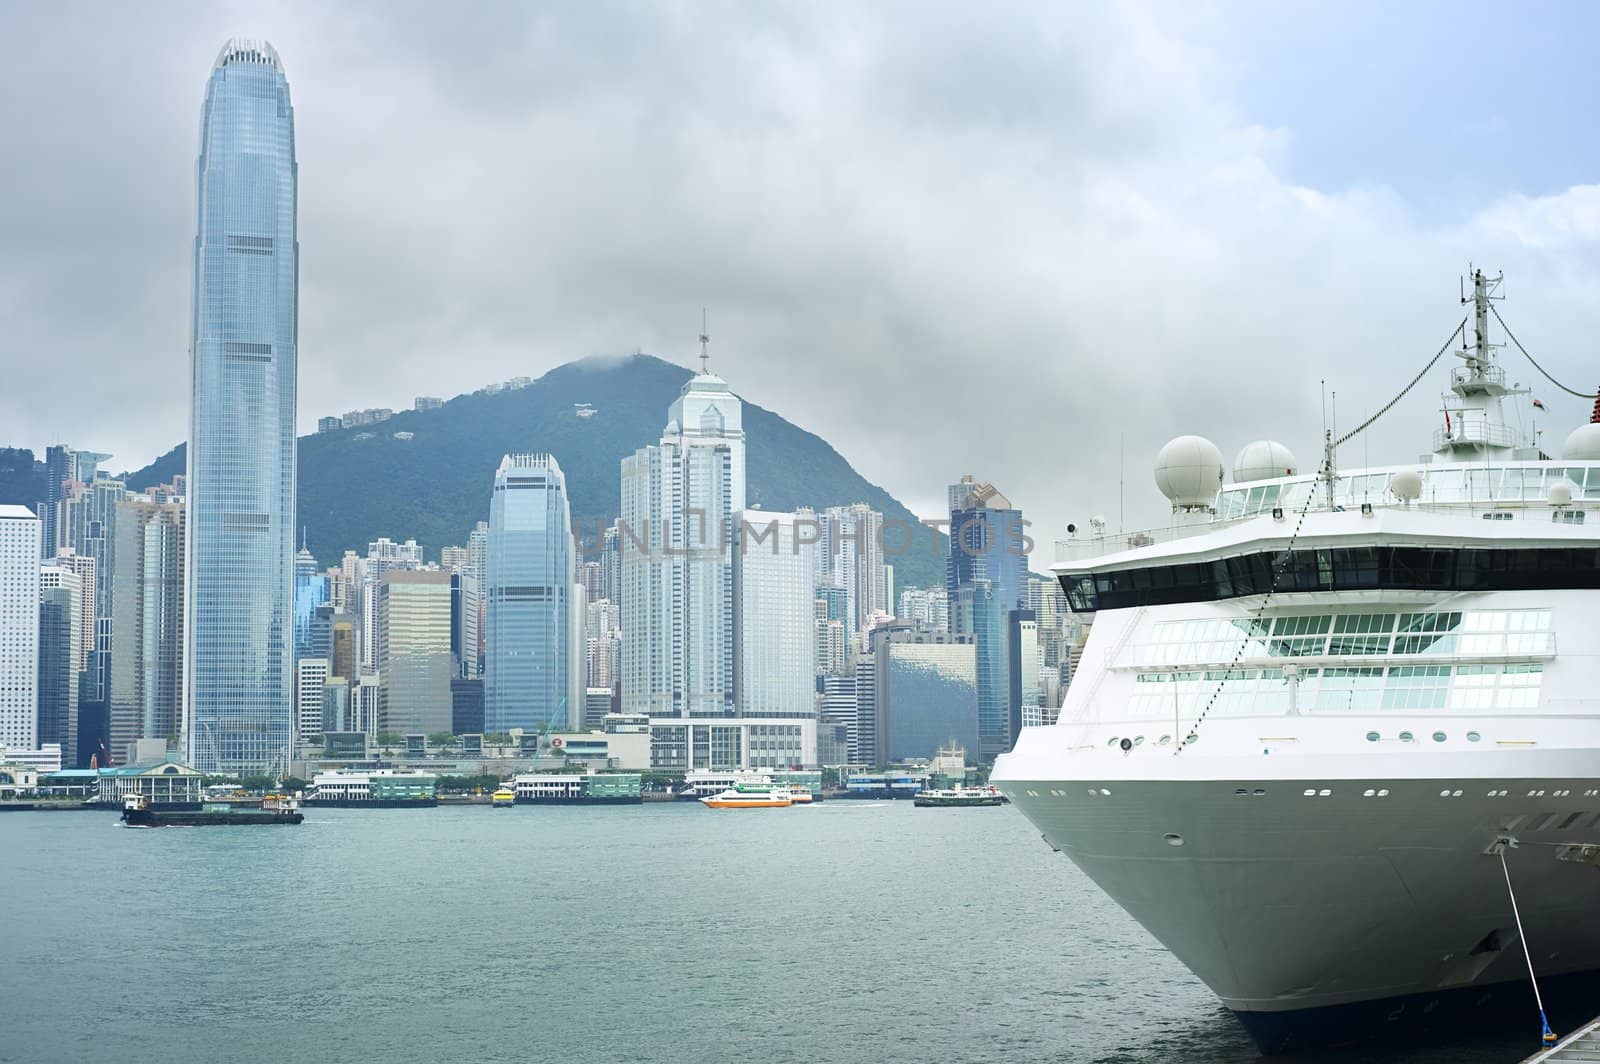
top-left (619, 352), bottom-right (746, 718)
top-left (183, 39), bottom-right (299, 774)
top-left (485, 454), bottom-right (580, 732)
top-left (0, 506), bottom-right (41, 753)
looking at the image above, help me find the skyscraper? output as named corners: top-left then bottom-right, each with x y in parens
top-left (376, 571), bottom-right (453, 737)
top-left (733, 512), bottom-right (816, 717)
top-left (38, 566), bottom-right (83, 764)
top-left (485, 454), bottom-right (582, 732)
top-left (184, 39), bottom-right (299, 774)
top-left (620, 356), bottom-right (745, 718)
top-left (946, 477), bottom-right (1029, 760)
top-left (0, 506), bottom-right (41, 752)
top-left (39, 444), bottom-right (74, 559)
top-left (110, 497), bottom-right (186, 755)
top-left (815, 503), bottom-right (889, 636)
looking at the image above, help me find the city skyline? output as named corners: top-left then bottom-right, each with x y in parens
top-left (12, 7), bottom-right (1600, 549)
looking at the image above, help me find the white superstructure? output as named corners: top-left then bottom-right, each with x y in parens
top-left (993, 271), bottom-right (1600, 1053)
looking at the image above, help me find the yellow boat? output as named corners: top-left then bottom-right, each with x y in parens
top-left (491, 788), bottom-right (515, 808)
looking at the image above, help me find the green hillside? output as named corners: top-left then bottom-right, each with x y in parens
top-left (122, 355), bottom-right (947, 590)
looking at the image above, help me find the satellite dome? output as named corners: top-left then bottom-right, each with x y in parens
top-left (1563, 423), bottom-right (1600, 461)
top-left (1548, 480), bottom-right (1576, 507)
top-left (1388, 470), bottom-right (1423, 502)
top-left (1232, 440), bottom-right (1297, 483)
top-left (1155, 436), bottom-right (1224, 509)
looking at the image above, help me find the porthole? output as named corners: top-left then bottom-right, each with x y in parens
top-left (1235, 788), bottom-right (1250, 797)
top-left (1303, 788), bottom-right (1316, 797)
top-left (1440, 789), bottom-right (1451, 798)
top-left (1377, 789), bottom-right (1389, 797)
top-left (1452, 790), bottom-right (1462, 798)
top-left (1252, 788), bottom-right (1265, 797)
top-left (1364, 789), bottom-right (1376, 797)
top-left (1099, 788), bottom-right (1111, 797)
top-left (1164, 833), bottom-right (1185, 847)
top-left (1318, 788), bottom-right (1332, 797)
top-left (1432, 732), bottom-right (1447, 743)
top-left (1134, 736), bottom-right (1145, 747)
top-left (1398, 731), bottom-right (1414, 742)
top-left (1365, 731), bottom-right (1380, 742)
top-left (1106, 737), bottom-right (1121, 748)
top-left (1467, 731), bottom-right (1482, 743)
top-left (1157, 735), bottom-right (1172, 746)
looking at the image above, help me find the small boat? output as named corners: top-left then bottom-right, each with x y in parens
top-left (700, 783), bottom-right (794, 809)
top-left (491, 788), bottom-right (515, 808)
top-left (120, 792), bottom-right (304, 827)
top-left (913, 786), bottom-right (1003, 808)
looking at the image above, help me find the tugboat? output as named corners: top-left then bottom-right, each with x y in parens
top-left (120, 792), bottom-right (304, 827)
top-left (912, 785), bottom-right (1004, 808)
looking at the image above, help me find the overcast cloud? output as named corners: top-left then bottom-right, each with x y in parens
top-left (5, 2), bottom-right (1600, 567)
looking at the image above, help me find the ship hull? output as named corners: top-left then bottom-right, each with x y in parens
top-left (1000, 772), bottom-right (1600, 1054)
top-left (1232, 967), bottom-right (1600, 1054)
top-left (121, 809), bottom-right (303, 827)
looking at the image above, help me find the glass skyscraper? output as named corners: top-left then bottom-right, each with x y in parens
top-left (947, 478), bottom-right (1028, 760)
top-left (485, 454), bottom-right (581, 732)
top-left (183, 40), bottom-right (298, 774)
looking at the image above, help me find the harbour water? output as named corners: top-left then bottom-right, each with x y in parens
top-left (0, 803), bottom-right (1533, 1063)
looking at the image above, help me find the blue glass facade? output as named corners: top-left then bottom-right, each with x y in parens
top-left (947, 487), bottom-right (1028, 760)
top-left (884, 642), bottom-right (978, 761)
top-left (485, 455), bottom-right (576, 732)
top-left (183, 40), bottom-right (298, 774)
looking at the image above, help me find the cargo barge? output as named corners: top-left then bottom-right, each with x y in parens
top-left (120, 793), bottom-right (304, 827)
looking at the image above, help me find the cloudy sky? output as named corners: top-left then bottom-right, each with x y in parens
top-left (6, 1), bottom-right (1600, 562)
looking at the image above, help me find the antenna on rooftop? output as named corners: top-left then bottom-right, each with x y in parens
top-left (698, 308), bottom-right (711, 375)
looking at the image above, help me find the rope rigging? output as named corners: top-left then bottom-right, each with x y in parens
top-left (1496, 841), bottom-right (1559, 1050)
top-left (1490, 303), bottom-right (1600, 400)
top-left (1334, 317), bottom-right (1466, 448)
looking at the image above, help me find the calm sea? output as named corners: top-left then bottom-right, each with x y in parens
top-left (0, 802), bottom-right (1532, 1064)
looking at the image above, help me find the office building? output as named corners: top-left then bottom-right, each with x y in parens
top-left (38, 566), bottom-right (83, 765)
top-left (620, 355), bottom-right (744, 717)
top-left (0, 507), bottom-right (41, 752)
top-left (485, 454), bottom-right (582, 732)
top-left (57, 475), bottom-right (126, 702)
top-left (947, 477), bottom-right (1029, 760)
top-left (294, 658), bottom-right (329, 743)
top-left (52, 548), bottom-right (96, 675)
top-left (109, 497), bottom-right (185, 756)
top-left (647, 715), bottom-right (817, 773)
top-left (877, 629), bottom-right (979, 762)
top-left (184, 39), bottom-right (299, 774)
top-left (376, 571), bottom-right (453, 737)
top-left (733, 512), bottom-right (816, 717)
top-left (814, 503), bottom-right (890, 635)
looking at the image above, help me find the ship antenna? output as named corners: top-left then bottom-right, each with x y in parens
top-left (698, 308), bottom-right (711, 375)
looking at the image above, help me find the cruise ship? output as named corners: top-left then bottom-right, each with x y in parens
top-left (991, 270), bottom-right (1600, 1053)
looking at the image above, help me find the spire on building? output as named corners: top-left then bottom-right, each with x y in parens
top-left (698, 308), bottom-right (711, 376)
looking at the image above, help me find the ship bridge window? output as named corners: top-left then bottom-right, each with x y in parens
top-left (1062, 546), bottom-right (1600, 612)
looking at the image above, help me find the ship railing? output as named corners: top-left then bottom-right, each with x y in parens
top-left (1054, 499), bottom-right (1592, 564)
top-left (1450, 364), bottom-right (1506, 392)
top-left (1433, 420), bottom-right (1518, 451)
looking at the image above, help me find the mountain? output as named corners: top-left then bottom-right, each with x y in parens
top-left (0, 448), bottom-right (46, 513)
top-left (120, 354), bottom-right (948, 591)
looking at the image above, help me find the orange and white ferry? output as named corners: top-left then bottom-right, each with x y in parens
top-left (699, 783), bottom-right (794, 809)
